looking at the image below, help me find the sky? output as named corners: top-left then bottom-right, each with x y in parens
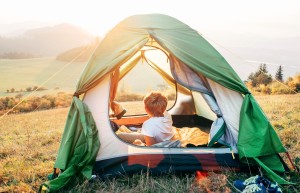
top-left (1, 0), bottom-right (300, 37)
top-left (1, 0), bottom-right (299, 80)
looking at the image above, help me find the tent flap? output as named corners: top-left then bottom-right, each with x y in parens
top-left (40, 97), bottom-right (100, 192)
top-left (238, 94), bottom-right (287, 184)
top-left (238, 94), bottom-right (286, 158)
top-left (254, 157), bottom-right (292, 185)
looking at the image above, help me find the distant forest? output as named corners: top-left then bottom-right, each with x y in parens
top-left (0, 92), bottom-right (72, 116)
top-left (245, 64), bottom-right (299, 95)
top-left (0, 52), bottom-right (38, 59)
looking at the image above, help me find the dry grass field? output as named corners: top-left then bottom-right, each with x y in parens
top-left (0, 94), bottom-right (299, 192)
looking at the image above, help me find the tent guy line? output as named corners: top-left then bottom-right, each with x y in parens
top-left (202, 33), bottom-right (299, 94)
top-left (0, 46), bottom-right (90, 120)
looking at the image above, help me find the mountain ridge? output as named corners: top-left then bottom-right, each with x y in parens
top-left (0, 23), bottom-right (96, 57)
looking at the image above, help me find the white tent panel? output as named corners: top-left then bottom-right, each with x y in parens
top-left (192, 91), bottom-right (217, 121)
top-left (83, 74), bottom-right (127, 160)
top-left (207, 79), bottom-right (244, 147)
top-left (168, 92), bottom-right (195, 115)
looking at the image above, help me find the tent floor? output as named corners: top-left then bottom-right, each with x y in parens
top-left (94, 115), bottom-right (246, 177)
top-left (93, 153), bottom-right (252, 178)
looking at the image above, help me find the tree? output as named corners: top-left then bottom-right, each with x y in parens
top-left (7, 98), bottom-right (16, 108)
top-left (259, 63), bottom-right (268, 74)
top-left (287, 74), bottom-right (300, 93)
top-left (26, 87), bottom-right (32, 92)
top-left (257, 73), bottom-right (272, 85)
top-left (275, 65), bottom-right (283, 82)
top-left (0, 101), bottom-right (5, 110)
top-left (247, 63), bottom-right (273, 86)
top-left (15, 94), bottom-right (23, 100)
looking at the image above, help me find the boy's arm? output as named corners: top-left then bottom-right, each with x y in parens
top-left (144, 136), bottom-right (156, 146)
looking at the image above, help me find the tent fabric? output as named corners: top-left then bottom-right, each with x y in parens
top-left (76, 14), bottom-right (248, 96)
top-left (191, 91), bottom-right (217, 120)
top-left (169, 56), bottom-right (231, 147)
top-left (208, 117), bottom-right (226, 147)
top-left (169, 55), bottom-right (212, 95)
top-left (41, 97), bottom-right (100, 192)
top-left (239, 95), bottom-right (287, 159)
top-left (94, 153), bottom-right (245, 178)
top-left (42, 13), bottom-right (289, 191)
top-left (84, 73), bottom-right (237, 161)
top-left (239, 94), bottom-right (288, 184)
top-left (207, 79), bottom-right (244, 148)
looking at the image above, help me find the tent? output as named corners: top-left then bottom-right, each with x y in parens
top-left (41, 14), bottom-right (290, 192)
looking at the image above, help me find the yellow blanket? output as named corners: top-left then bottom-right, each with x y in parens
top-left (172, 127), bottom-right (208, 147)
top-left (116, 125), bottom-right (209, 147)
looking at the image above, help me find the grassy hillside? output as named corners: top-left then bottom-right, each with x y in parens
top-left (0, 95), bottom-right (299, 192)
top-left (0, 58), bottom-right (86, 97)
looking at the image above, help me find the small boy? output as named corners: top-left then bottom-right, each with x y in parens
top-left (141, 91), bottom-right (175, 146)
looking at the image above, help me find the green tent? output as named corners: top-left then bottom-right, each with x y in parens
top-left (40, 14), bottom-right (289, 192)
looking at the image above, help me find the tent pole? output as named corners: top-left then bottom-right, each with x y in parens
top-left (285, 152), bottom-right (299, 173)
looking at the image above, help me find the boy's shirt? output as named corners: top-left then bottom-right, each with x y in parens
top-left (141, 111), bottom-right (175, 143)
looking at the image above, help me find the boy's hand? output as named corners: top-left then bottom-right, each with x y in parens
top-left (133, 139), bottom-right (146, 146)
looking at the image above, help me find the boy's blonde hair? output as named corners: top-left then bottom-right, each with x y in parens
top-left (144, 91), bottom-right (167, 117)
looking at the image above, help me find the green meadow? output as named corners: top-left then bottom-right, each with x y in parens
top-left (0, 94), bottom-right (299, 192)
top-left (0, 58), bottom-right (86, 97)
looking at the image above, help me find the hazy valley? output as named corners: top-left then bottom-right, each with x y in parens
top-left (0, 22), bottom-right (299, 97)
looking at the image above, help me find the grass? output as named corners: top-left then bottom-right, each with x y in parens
top-left (60, 171), bottom-right (233, 193)
top-left (0, 108), bottom-right (67, 192)
top-left (254, 95), bottom-right (300, 158)
top-left (0, 94), bottom-right (299, 192)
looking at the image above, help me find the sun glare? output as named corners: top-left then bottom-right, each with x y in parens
top-left (1, 0), bottom-right (300, 37)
